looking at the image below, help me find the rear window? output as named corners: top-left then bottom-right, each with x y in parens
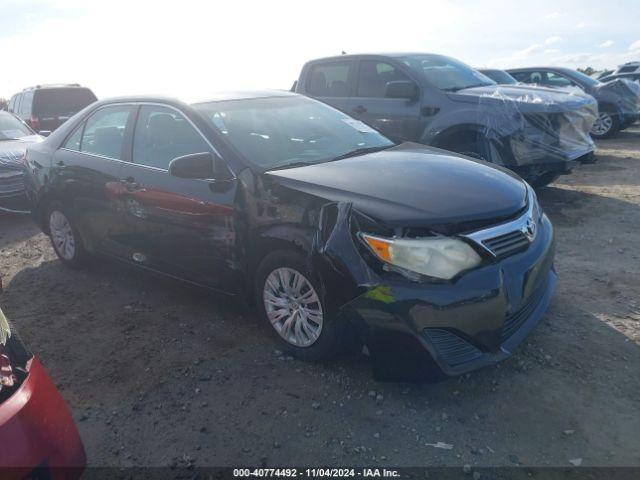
top-left (33, 88), bottom-right (97, 117)
top-left (306, 62), bottom-right (351, 97)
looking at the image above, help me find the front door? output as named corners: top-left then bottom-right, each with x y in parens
top-left (114, 104), bottom-right (240, 291)
top-left (348, 59), bottom-right (423, 143)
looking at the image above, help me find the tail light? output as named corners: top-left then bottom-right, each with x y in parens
top-left (30, 116), bottom-right (40, 131)
top-left (0, 309), bottom-right (31, 402)
top-left (0, 348), bottom-right (16, 389)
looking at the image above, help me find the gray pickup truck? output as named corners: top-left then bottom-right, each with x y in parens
top-left (294, 53), bottom-right (597, 187)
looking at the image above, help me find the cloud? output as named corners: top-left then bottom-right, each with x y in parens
top-left (599, 40), bottom-right (614, 48)
top-left (511, 43), bottom-right (543, 60)
top-left (544, 36), bottom-right (562, 46)
top-left (544, 49), bottom-right (559, 55)
top-left (544, 12), bottom-right (562, 19)
top-left (629, 40), bottom-right (640, 52)
top-left (575, 22), bottom-right (590, 29)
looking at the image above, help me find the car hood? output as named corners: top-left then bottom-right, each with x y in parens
top-left (266, 143), bottom-right (528, 232)
top-left (447, 84), bottom-right (596, 113)
top-left (0, 135), bottom-right (43, 170)
top-left (595, 78), bottom-right (640, 111)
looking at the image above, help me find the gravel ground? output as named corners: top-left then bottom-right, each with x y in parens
top-left (0, 127), bottom-right (639, 470)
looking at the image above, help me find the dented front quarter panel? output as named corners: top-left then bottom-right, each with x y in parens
top-left (307, 200), bottom-right (557, 379)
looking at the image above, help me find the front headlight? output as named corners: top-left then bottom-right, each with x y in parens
top-left (361, 234), bottom-right (482, 280)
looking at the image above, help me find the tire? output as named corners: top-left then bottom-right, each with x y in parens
top-left (591, 111), bottom-right (620, 139)
top-left (255, 249), bottom-right (344, 361)
top-left (46, 202), bottom-right (90, 269)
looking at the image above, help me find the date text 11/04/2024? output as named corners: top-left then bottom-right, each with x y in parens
top-left (232, 469), bottom-right (401, 478)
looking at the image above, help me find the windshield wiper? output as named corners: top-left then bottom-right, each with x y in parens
top-left (331, 145), bottom-right (393, 161)
top-left (265, 161), bottom-right (320, 172)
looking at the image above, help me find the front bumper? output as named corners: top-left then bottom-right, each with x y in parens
top-left (0, 358), bottom-right (85, 479)
top-left (0, 192), bottom-right (30, 214)
top-left (340, 213), bottom-right (556, 380)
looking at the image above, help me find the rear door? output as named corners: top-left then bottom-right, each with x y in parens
top-left (53, 104), bottom-right (136, 256)
top-left (114, 104), bottom-right (240, 291)
top-left (302, 60), bottom-right (355, 113)
top-left (348, 58), bottom-right (423, 142)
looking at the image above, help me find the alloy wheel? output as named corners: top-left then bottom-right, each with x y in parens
top-left (49, 210), bottom-right (76, 260)
top-left (263, 267), bottom-right (323, 347)
top-left (592, 112), bottom-right (613, 136)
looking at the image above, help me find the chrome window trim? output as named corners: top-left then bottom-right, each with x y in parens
top-left (58, 101), bottom-right (236, 179)
top-left (461, 187), bottom-right (538, 258)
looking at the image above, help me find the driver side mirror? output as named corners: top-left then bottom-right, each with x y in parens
top-left (385, 80), bottom-right (419, 100)
top-left (168, 152), bottom-right (230, 180)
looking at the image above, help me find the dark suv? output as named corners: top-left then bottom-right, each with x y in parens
top-left (508, 67), bottom-right (640, 138)
top-left (8, 84), bottom-right (97, 134)
top-left (23, 92), bottom-right (556, 380)
top-left (294, 53), bottom-right (597, 187)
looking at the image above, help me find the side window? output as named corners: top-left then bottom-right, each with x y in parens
top-left (14, 94), bottom-right (23, 116)
top-left (510, 72), bottom-right (527, 82)
top-left (545, 72), bottom-right (573, 87)
top-left (306, 62), bottom-right (351, 97)
top-left (132, 105), bottom-right (210, 170)
top-left (357, 61), bottom-right (412, 97)
top-left (20, 91), bottom-right (34, 117)
top-left (8, 96), bottom-right (16, 112)
top-left (529, 71), bottom-right (544, 84)
top-left (80, 105), bottom-right (132, 159)
top-left (64, 125), bottom-right (83, 151)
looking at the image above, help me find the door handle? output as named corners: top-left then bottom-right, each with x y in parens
top-left (353, 105), bottom-right (367, 114)
top-left (56, 160), bottom-right (65, 167)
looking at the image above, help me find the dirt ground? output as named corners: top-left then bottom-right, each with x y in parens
top-left (0, 127), bottom-right (639, 471)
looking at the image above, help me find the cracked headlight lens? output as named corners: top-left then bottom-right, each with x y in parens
top-left (361, 234), bottom-right (482, 280)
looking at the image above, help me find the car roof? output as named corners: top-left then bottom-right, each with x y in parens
top-left (20, 83), bottom-right (90, 92)
top-left (88, 90), bottom-right (298, 108)
top-left (305, 52), bottom-right (446, 63)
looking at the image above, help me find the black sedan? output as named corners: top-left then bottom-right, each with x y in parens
top-left (0, 111), bottom-right (43, 213)
top-left (23, 92), bottom-right (556, 380)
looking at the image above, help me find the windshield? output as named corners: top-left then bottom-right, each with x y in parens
top-left (480, 69), bottom-right (518, 85)
top-left (401, 55), bottom-right (495, 91)
top-left (194, 96), bottom-right (394, 170)
top-left (33, 88), bottom-right (97, 117)
top-left (0, 112), bottom-right (33, 140)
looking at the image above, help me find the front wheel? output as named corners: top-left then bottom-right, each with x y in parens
top-left (255, 250), bottom-right (344, 361)
top-left (47, 203), bottom-right (90, 268)
top-left (591, 111), bottom-right (620, 139)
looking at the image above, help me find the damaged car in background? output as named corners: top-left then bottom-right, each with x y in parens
top-left (0, 111), bottom-right (43, 214)
top-left (0, 303), bottom-right (85, 478)
top-left (508, 66), bottom-right (640, 138)
top-left (24, 92), bottom-right (556, 380)
top-left (294, 53), bottom-right (597, 187)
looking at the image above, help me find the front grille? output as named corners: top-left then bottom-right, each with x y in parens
top-left (0, 171), bottom-right (25, 195)
top-left (481, 230), bottom-right (529, 258)
top-left (500, 280), bottom-right (548, 343)
top-left (424, 328), bottom-right (483, 367)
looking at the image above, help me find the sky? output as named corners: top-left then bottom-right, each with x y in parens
top-left (1, 0), bottom-right (639, 100)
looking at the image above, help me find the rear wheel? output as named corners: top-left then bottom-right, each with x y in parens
top-left (47, 203), bottom-right (90, 268)
top-left (591, 111), bottom-right (620, 139)
top-left (255, 250), bottom-right (344, 361)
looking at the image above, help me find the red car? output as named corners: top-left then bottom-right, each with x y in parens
top-left (0, 305), bottom-right (85, 479)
